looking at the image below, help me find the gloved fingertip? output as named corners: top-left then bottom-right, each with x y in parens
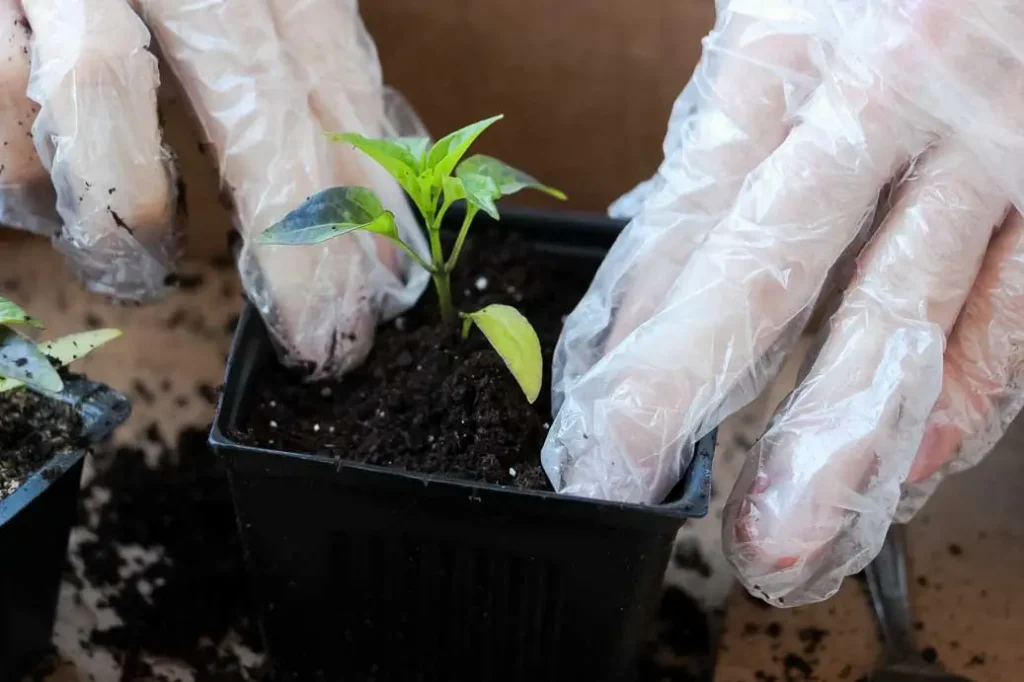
top-left (725, 479), bottom-right (842, 604)
top-left (906, 424), bottom-right (961, 483)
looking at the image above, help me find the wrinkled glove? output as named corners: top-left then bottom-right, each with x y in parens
top-left (0, 1), bottom-right (55, 235)
top-left (3, 0), bottom-right (426, 375)
top-left (138, 0), bottom-right (428, 377)
top-left (22, 0), bottom-right (179, 300)
top-left (543, 0), bottom-right (1024, 606)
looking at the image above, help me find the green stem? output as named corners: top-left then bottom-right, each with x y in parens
top-left (426, 193), bottom-right (458, 325)
top-left (433, 272), bottom-right (456, 326)
top-left (445, 207), bottom-right (478, 273)
top-left (429, 196), bottom-right (455, 269)
top-left (435, 195), bottom-right (455, 229)
top-left (391, 238), bottom-right (433, 274)
top-left (429, 229), bottom-right (444, 270)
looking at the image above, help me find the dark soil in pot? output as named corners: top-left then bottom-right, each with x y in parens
top-left (0, 388), bottom-right (83, 500)
top-left (231, 230), bottom-right (595, 489)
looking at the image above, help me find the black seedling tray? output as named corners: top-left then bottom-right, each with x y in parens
top-left (210, 206), bottom-right (718, 682)
top-left (0, 378), bottom-right (130, 681)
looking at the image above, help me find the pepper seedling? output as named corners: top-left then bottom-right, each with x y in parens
top-left (255, 115), bottom-right (565, 403)
top-left (0, 295), bottom-right (121, 395)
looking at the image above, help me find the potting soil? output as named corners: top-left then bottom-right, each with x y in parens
top-left (0, 388), bottom-right (83, 500)
top-left (233, 231), bottom-right (595, 490)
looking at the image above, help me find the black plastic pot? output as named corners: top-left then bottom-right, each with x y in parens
top-left (210, 206), bottom-right (718, 682)
top-left (0, 378), bottom-right (130, 680)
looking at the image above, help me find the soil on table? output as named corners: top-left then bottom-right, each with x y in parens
top-left (60, 426), bottom-right (265, 680)
top-left (233, 230), bottom-right (598, 490)
top-left (0, 388), bottom-right (83, 500)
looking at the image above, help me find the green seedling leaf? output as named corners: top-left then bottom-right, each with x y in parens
top-left (0, 326), bottom-right (63, 393)
top-left (328, 132), bottom-right (426, 203)
top-left (457, 155), bottom-right (567, 201)
top-left (461, 304), bottom-right (542, 403)
top-left (442, 175), bottom-right (498, 220)
top-left (0, 328), bottom-right (121, 394)
top-left (391, 136), bottom-right (431, 169)
top-left (427, 115), bottom-right (503, 186)
top-left (256, 187), bottom-right (399, 246)
top-left (0, 295), bottom-right (43, 328)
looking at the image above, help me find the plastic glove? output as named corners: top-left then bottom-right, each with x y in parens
top-left (543, 0), bottom-right (1024, 606)
top-left (0, 1), bottom-right (55, 235)
top-left (3, 0), bottom-right (426, 375)
top-left (137, 0), bottom-right (428, 376)
top-left (21, 0), bottom-right (179, 300)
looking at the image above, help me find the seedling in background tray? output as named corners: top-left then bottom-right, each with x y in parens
top-left (255, 115), bottom-right (565, 403)
top-left (0, 295), bottom-right (121, 395)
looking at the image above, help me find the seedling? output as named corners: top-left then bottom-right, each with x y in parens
top-left (256, 115), bottom-right (565, 403)
top-left (0, 295), bottom-right (121, 395)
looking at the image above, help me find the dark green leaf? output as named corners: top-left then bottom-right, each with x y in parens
top-left (0, 326), bottom-right (63, 393)
top-left (461, 305), bottom-right (542, 403)
top-left (0, 296), bottom-right (42, 328)
top-left (442, 175), bottom-right (498, 220)
top-left (457, 155), bottom-right (567, 200)
top-left (328, 132), bottom-right (425, 203)
top-left (426, 115), bottom-right (503, 186)
top-left (256, 187), bottom-right (399, 246)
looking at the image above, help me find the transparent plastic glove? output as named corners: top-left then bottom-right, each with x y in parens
top-left (2, 0), bottom-right (421, 371)
top-left (897, 210), bottom-right (1024, 520)
top-left (544, 0), bottom-right (1024, 606)
top-left (22, 0), bottom-right (180, 300)
top-left (0, 0), bottom-right (56, 235)
top-left (137, 0), bottom-right (428, 376)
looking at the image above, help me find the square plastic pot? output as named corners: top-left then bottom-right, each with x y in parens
top-left (210, 206), bottom-right (718, 682)
top-left (0, 378), bottom-right (131, 680)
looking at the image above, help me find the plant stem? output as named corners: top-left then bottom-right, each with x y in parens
top-left (428, 196), bottom-right (457, 326)
top-left (392, 238), bottom-right (433, 274)
top-left (426, 207), bottom-right (444, 269)
top-left (445, 207), bottom-right (478, 273)
top-left (433, 272), bottom-right (456, 325)
top-left (435, 195), bottom-right (455, 229)
top-left (429, 229), bottom-right (444, 272)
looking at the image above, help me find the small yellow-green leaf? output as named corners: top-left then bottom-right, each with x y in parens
top-left (0, 328), bottom-right (121, 394)
top-left (442, 175), bottom-right (465, 203)
top-left (0, 295), bottom-right (43, 328)
top-left (256, 187), bottom-right (399, 246)
top-left (442, 175), bottom-right (498, 220)
top-left (427, 115), bottom-right (503, 186)
top-left (329, 132), bottom-right (432, 215)
top-left (0, 326), bottom-right (63, 393)
top-left (462, 304), bottom-right (542, 403)
top-left (328, 132), bottom-right (424, 195)
top-left (391, 136), bottom-right (431, 169)
top-left (38, 328), bottom-right (123, 365)
top-left (457, 155), bottom-right (566, 201)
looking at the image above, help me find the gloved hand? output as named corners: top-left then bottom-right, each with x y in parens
top-left (542, 0), bottom-right (1024, 606)
top-left (1, 0), bottom-right (426, 377)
